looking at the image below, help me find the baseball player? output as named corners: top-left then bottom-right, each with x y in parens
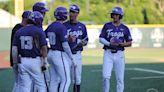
top-left (32, 2), bottom-right (49, 92)
top-left (45, 6), bottom-right (74, 92)
top-left (32, 2), bottom-right (48, 17)
top-left (99, 6), bottom-right (132, 92)
top-left (64, 4), bottom-right (88, 92)
top-left (10, 10), bottom-right (32, 92)
top-left (12, 11), bottom-right (48, 92)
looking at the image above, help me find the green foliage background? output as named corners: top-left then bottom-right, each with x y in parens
top-left (0, 0), bottom-right (164, 24)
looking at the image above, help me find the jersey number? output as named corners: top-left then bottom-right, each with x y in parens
top-left (47, 32), bottom-right (56, 45)
top-left (20, 36), bottom-right (33, 50)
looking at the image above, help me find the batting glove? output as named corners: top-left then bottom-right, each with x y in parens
top-left (81, 40), bottom-right (87, 46)
top-left (41, 57), bottom-right (50, 71)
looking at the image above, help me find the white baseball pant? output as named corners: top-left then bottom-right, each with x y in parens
top-left (12, 65), bottom-right (22, 92)
top-left (71, 51), bottom-right (82, 85)
top-left (103, 49), bottom-right (125, 92)
top-left (48, 50), bottom-right (71, 92)
top-left (18, 57), bottom-right (47, 92)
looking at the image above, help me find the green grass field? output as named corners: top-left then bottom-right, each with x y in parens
top-left (0, 48), bottom-right (164, 92)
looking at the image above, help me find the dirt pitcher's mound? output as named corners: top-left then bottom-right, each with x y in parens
top-left (0, 51), bottom-right (10, 68)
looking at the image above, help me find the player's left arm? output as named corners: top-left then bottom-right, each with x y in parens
top-left (10, 25), bottom-right (21, 66)
top-left (119, 41), bottom-right (132, 47)
top-left (39, 30), bottom-right (49, 71)
top-left (81, 25), bottom-right (88, 46)
top-left (119, 27), bottom-right (132, 47)
top-left (12, 34), bottom-right (20, 71)
top-left (38, 29), bottom-right (48, 54)
top-left (61, 28), bottom-right (76, 66)
top-left (12, 46), bottom-right (19, 64)
top-left (40, 45), bottom-right (49, 71)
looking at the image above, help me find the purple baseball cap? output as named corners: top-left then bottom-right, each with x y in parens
top-left (69, 4), bottom-right (80, 13)
top-left (22, 10), bottom-right (32, 18)
top-left (32, 2), bottom-right (48, 13)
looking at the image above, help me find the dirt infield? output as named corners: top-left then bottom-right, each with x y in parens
top-left (0, 51), bottom-right (10, 68)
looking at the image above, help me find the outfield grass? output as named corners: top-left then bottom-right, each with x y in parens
top-left (0, 48), bottom-right (164, 92)
top-left (81, 63), bottom-right (164, 92)
top-left (82, 48), bottom-right (164, 64)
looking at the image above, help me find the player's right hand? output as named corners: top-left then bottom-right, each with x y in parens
top-left (71, 58), bottom-right (77, 67)
top-left (81, 40), bottom-right (87, 46)
top-left (41, 58), bottom-right (50, 71)
top-left (68, 35), bottom-right (76, 43)
top-left (41, 63), bottom-right (49, 71)
top-left (110, 42), bottom-right (119, 46)
top-left (12, 64), bottom-right (19, 72)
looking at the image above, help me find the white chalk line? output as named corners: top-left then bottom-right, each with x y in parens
top-left (131, 75), bottom-right (164, 80)
top-left (91, 67), bottom-right (164, 79)
top-left (131, 68), bottom-right (164, 80)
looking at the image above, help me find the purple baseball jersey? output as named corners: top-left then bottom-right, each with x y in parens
top-left (45, 21), bottom-right (68, 51)
top-left (12, 25), bottom-right (47, 58)
top-left (64, 21), bottom-right (88, 52)
top-left (99, 22), bottom-right (132, 51)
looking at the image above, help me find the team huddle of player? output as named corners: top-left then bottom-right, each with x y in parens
top-left (10, 1), bottom-right (132, 92)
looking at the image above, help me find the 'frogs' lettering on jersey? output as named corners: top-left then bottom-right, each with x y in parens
top-left (110, 32), bottom-right (124, 37)
top-left (99, 22), bottom-right (132, 51)
top-left (67, 28), bottom-right (83, 37)
top-left (107, 29), bottom-right (124, 38)
top-left (64, 21), bottom-right (88, 51)
top-left (45, 21), bottom-right (68, 51)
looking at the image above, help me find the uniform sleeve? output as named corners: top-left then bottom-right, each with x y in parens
top-left (11, 30), bottom-right (19, 66)
top-left (44, 24), bottom-right (51, 38)
top-left (44, 28), bottom-right (48, 38)
top-left (12, 32), bottom-right (19, 47)
top-left (82, 25), bottom-right (89, 41)
top-left (59, 26), bottom-right (68, 42)
top-left (99, 23), bottom-right (107, 38)
top-left (10, 24), bottom-right (22, 52)
top-left (11, 25), bottom-right (18, 44)
top-left (10, 24), bottom-right (23, 66)
top-left (39, 29), bottom-right (47, 47)
top-left (10, 25), bottom-right (18, 66)
top-left (124, 27), bottom-right (133, 42)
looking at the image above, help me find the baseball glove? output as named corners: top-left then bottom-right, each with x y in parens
top-left (110, 37), bottom-right (122, 44)
top-left (110, 37), bottom-right (122, 53)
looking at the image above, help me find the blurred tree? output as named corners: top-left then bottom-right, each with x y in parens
top-left (155, 0), bottom-right (164, 13)
top-left (0, 0), bottom-right (164, 24)
top-left (130, 0), bottom-right (133, 6)
top-left (0, 0), bottom-right (14, 14)
top-left (24, 0), bottom-right (41, 11)
top-left (142, 8), bottom-right (149, 24)
top-left (117, 0), bottom-right (121, 3)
